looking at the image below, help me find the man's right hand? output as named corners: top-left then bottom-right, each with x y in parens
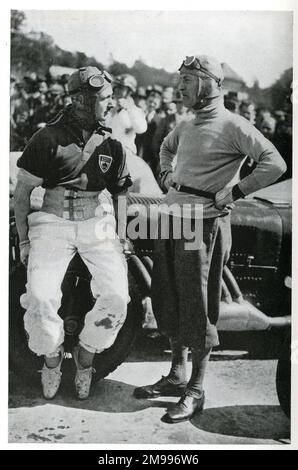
top-left (118, 97), bottom-right (135, 111)
top-left (164, 173), bottom-right (173, 191)
top-left (20, 241), bottom-right (30, 267)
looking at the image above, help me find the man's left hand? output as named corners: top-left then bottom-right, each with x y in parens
top-left (20, 241), bottom-right (30, 267)
top-left (120, 238), bottom-right (132, 255)
top-left (215, 186), bottom-right (234, 210)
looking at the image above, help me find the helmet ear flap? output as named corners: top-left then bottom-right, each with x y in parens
top-left (72, 90), bottom-right (85, 108)
top-left (79, 88), bottom-right (98, 126)
top-left (196, 76), bottom-right (203, 102)
top-left (193, 76), bottom-right (212, 109)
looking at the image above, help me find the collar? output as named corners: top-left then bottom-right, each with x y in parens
top-left (48, 105), bottom-right (112, 143)
top-left (193, 96), bottom-right (225, 124)
top-left (95, 123), bottom-right (112, 135)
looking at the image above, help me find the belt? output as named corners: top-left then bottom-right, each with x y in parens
top-left (172, 182), bottom-right (215, 200)
top-left (64, 189), bottom-right (100, 199)
top-left (42, 187), bottom-right (101, 221)
top-left (63, 189), bottom-right (99, 220)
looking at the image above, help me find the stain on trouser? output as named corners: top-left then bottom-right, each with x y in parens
top-left (21, 212), bottom-right (129, 356)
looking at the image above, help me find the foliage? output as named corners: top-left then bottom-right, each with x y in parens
top-left (11, 10), bottom-right (25, 33)
top-left (11, 10), bottom-right (104, 79)
top-left (11, 31), bottom-right (55, 77)
top-left (130, 60), bottom-right (178, 88)
top-left (10, 9), bottom-right (292, 111)
top-left (269, 68), bottom-right (293, 112)
top-left (246, 68), bottom-right (293, 111)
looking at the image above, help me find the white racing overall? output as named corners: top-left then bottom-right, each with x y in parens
top-left (21, 189), bottom-right (129, 356)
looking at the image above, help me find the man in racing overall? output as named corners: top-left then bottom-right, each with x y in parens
top-left (14, 66), bottom-right (132, 400)
top-left (134, 55), bottom-right (286, 423)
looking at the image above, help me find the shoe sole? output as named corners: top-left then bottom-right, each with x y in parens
top-left (43, 394), bottom-right (58, 400)
top-left (134, 384), bottom-right (188, 399)
top-left (41, 345), bottom-right (64, 399)
top-left (162, 408), bottom-right (204, 423)
top-left (76, 395), bottom-right (89, 400)
top-left (162, 398), bottom-right (205, 423)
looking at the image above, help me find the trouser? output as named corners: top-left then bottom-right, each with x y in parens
top-left (21, 211), bottom-right (129, 356)
top-left (151, 214), bottom-right (232, 348)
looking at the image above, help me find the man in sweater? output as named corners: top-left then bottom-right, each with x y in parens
top-left (134, 55), bottom-right (286, 423)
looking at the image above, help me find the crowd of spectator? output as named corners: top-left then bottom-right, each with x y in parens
top-left (10, 72), bottom-right (72, 151)
top-left (224, 92), bottom-right (292, 181)
top-left (135, 87), bottom-right (195, 177)
top-left (10, 71), bottom-right (292, 184)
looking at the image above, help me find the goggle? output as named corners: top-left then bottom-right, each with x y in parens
top-left (179, 56), bottom-right (221, 85)
top-left (78, 68), bottom-right (113, 91)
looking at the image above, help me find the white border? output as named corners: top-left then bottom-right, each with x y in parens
top-left (1, 0), bottom-right (297, 451)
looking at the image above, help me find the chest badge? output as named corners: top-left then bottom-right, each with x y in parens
top-left (98, 154), bottom-right (113, 173)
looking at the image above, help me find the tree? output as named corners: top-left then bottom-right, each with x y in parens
top-left (11, 31), bottom-right (56, 76)
top-left (76, 51), bottom-right (89, 68)
top-left (11, 10), bottom-right (25, 34)
top-left (130, 59), bottom-right (177, 88)
top-left (109, 61), bottom-right (130, 77)
top-left (269, 68), bottom-right (293, 111)
top-left (245, 69), bottom-right (293, 111)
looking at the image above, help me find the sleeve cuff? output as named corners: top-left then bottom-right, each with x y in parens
top-left (17, 168), bottom-right (44, 187)
top-left (232, 184), bottom-right (246, 201)
top-left (19, 239), bottom-right (30, 247)
top-left (159, 170), bottom-right (172, 188)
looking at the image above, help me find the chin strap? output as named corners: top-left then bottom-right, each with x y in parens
top-left (192, 77), bottom-right (209, 110)
top-left (193, 76), bottom-right (222, 110)
top-left (95, 124), bottom-right (112, 135)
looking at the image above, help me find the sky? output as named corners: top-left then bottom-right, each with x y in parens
top-left (21, 10), bottom-right (293, 88)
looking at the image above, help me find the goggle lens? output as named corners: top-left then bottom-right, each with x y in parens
top-left (88, 70), bottom-right (113, 90)
top-left (89, 75), bottom-right (105, 88)
top-left (184, 56), bottom-right (197, 67)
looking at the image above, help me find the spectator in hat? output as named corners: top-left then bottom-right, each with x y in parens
top-left (259, 114), bottom-right (276, 141)
top-left (10, 82), bottom-right (32, 150)
top-left (224, 95), bottom-right (239, 114)
top-left (173, 90), bottom-right (194, 124)
top-left (239, 100), bottom-right (257, 177)
top-left (239, 100), bottom-right (256, 124)
top-left (137, 91), bottom-right (164, 175)
top-left (135, 86), bottom-right (147, 112)
top-left (107, 73), bottom-right (147, 156)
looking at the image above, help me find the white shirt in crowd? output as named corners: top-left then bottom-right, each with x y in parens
top-left (108, 97), bottom-right (147, 155)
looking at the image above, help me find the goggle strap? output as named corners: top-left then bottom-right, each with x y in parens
top-left (74, 69), bottom-right (112, 93)
top-left (200, 69), bottom-right (221, 84)
top-left (179, 61), bottom-right (221, 85)
top-left (103, 70), bottom-right (113, 83)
